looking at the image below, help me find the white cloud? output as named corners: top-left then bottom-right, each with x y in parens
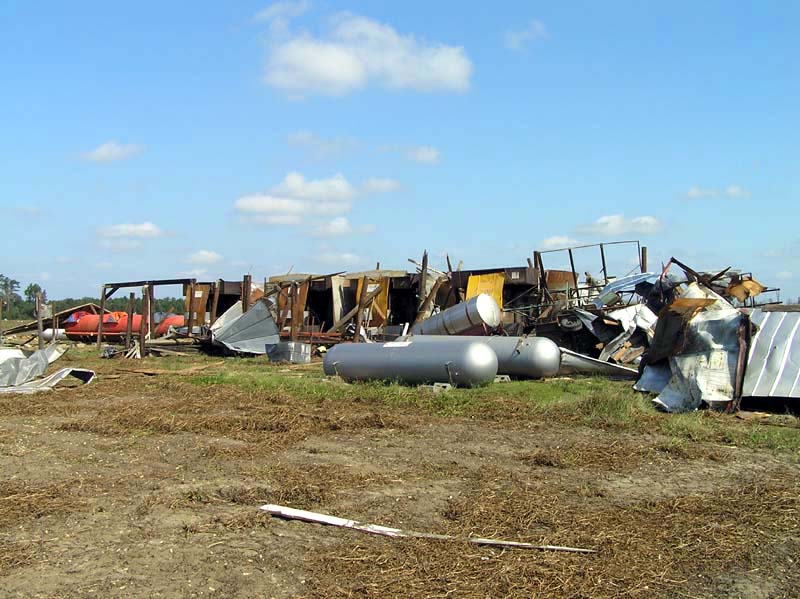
top-left (407, 146), bottom-right (440, 164)
top-left (724, 185), bottom-right (749, 198)
top-left (577, 214), bottom-right (662, 236)
top-left (505, 20), bottom-right (547, 50)
top-left (274, 171), bottom-right (356, 202)
top-left (362, 177), bottom-right (400, 194)
top-left (235, 172), bottom-right (359, 227)
top-left (254, 0), bottom-right (310, 33)
top-left (97, 222), bottom-right (164, 238)
top-left (287, 130), bottom-right (357, 157)
top-left (264, 14), bottom-right (472, 96)
top-left (39, 272), bottom-right (51, 282)
top-left (188, 250), bottom-right (223, 265)
top-left (311, 217), bottom-right (375, 237)
top-left (686, 185), bottom-right (750, 199)
top-left (316, 251), bottom-right (361, 265)
top-left (539, 235), bottom-right (581, 250)
top-left (83, 141), bottom-right (143, 163)
top-left (776, 271), bottom-right (793, 280)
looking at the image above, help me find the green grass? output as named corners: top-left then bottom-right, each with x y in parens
top-left (185, 362), bottom-right (800, 454)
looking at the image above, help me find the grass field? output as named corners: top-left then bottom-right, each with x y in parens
top-left (1, 344), bottom-right (799, 598)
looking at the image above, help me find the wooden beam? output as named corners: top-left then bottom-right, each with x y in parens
top-left (411, 278), bottom-right (444, 330)
top-left (418, 250), bottom-right (428, 309)
top-left (35, 293), bottom-right (44, 350)
top-left (96, 285), bottom-right (106, 348)
top-left (210, 280), bottom-right (221, 325)
top-left (124, 292), bottom-right (135, 349)
top-left (242, 274), bottom-right (252, 313)
top-left (148, 284), bottom-right (156, 340)
top-left (353, 276), bottom-right (370, 342)
top-left (446, 254), bottom-right (462, 303)
top-left (139, 285), bottom-right (149, 354)
top-left (186, 280), bottom-right (196, 338)
top-left (641, 246), bottom-right (648, 273)
top-left (327, 284), bottom-right (383, 333)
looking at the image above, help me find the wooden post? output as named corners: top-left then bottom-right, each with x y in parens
top-left (411, 278), bottom-right (444, 329)
top-left (353, 276), bottom-right (369, 342)
top-left (641, 246), bottom-right (648, 273)
top-left (289, 283), bottom-right (299, 341)
top-left (186, 281), bottom-right (196, 338)
top-left (35, 292), bottom-right (44, 350)
top-left (326, 284), bottom-right (383, 333)
top-left (210, 279), bottom-right (221, 325)
top-left (124, 292), bottom-right (135, 349)
top-left (148, 284), bottom-right (156, 340)
top-left (418, 250), bottom-right (428, 309)
top-left (446, 254), bottom-right (462, 303)
top-left (97, 285), bottom-right (107, 348)
top-left (139, 285), bottom-right (149, 352)
top-left (51, 310), bottom-right (58, 346)
top-left (242, 274), bottom-right (252, 313)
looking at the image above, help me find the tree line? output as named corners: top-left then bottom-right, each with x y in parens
top-left (0, 274), bottom-right (185, 320)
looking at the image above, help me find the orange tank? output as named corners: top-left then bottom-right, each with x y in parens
top-left (64, 311), bottom-right (143, 340)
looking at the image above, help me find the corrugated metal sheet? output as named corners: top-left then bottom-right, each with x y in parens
top-left (743, 310), bottom-right (800, 398)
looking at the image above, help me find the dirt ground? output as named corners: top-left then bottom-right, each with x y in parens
top-left (1, 350), bottom-right (798, 598)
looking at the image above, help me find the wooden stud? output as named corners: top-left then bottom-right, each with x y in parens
top-left (124, 292), bottom-right (135, 349)
top-left (641, 246), bottom-right (648, 273)
top-left (411, 278), bottom-right (444, 330)
top-left (242, 274), bottom-right (252, 313)
top-left (35, 292), bottom-right (44, 350)
top-left (186, 280), bottom-right (196, 338)
top-left (97, 285), bottom-right (107, 347)
top-left (353, 276), bottom-right (370, 342)
top-left (148, 284), bottom-right (156, 340)
top-left (326, 284), bottom-right (383, 333)
top-left (210, 279), bottom-right (221, 325)
top-left (139, 285), bottom-right (149, 355)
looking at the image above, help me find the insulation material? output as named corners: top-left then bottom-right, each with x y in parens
top-left (466, 273), bottom-right (505, 309)
top-left (743, 310), bottom-right (800, 398)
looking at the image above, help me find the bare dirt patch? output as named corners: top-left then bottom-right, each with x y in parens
top-left (0, 360), bottom-right (798, 598)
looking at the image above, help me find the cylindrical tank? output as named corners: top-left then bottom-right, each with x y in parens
top-left (323, 339), bottom-right (498, 387)
top-left (156, 315), bottom-right (185, 336)
top-left (64, 312), bottom-right (143, 339)
top-left (411, 293), bottom-right (502, 335)
top-left (398, 335), bottom-right (561, 379)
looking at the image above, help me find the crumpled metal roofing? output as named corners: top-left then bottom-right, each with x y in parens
top-left (743, 309), bottom-right (800, 398)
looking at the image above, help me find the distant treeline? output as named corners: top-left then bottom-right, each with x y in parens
top-left (2, 297), bottom-right (187, 321)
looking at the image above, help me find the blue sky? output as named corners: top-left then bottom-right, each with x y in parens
top-left (1, 1), bottom-right (798, 300)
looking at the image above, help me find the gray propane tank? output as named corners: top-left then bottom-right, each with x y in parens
top-left (398, 335), bottom-right (561, 379)
top-left (410, 293), bottom-right (501, 335)
top-left (323, 339), bottom-right (498, 387)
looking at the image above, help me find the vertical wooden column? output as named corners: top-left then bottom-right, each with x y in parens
top-left (210, 280), bottom-right (221, 325)
top-left (148, 284), bottom-right (156, 340)
top-left (353, 276), bottom-right (369, 343)
top-left (35, 292), bottom-right (44, 350)
top-left (124, 292), bottom-right (135, 349)
top-left (289, 282), bottom-right (299, 342)
top-left (139, 285), bottom-right (149, 352)
top-left (97, 285), bottom-right (107, 348)
top-left (186, 281), bottom-right (196, 338)
top-left (242, 274), bottom-right (252, 313)
top-left (641, 246), bottom-right (648, 273)
top-left (51, 301), bottom-right (58, 346)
